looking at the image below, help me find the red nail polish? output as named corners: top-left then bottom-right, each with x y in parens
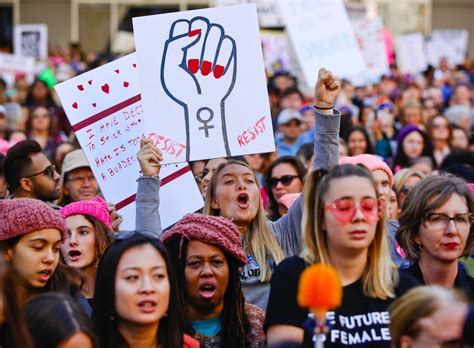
top-left (188, 29), bottom-right (201, 37)
top-left (201, 60), bottom-right (212, 76)
top-left (187, 59), bottom-right (199, 74)
top-left (213, 65), bottom-right (224, 79)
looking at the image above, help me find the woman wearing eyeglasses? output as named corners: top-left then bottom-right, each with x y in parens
top-left (263, 156), bottom-right (306, 221)
top-left (136, 68), bottom-right (342, 310)
top-left (397, 174), bottom-right (474, 300)
top-left (265, 164), bottom-right (418, 347)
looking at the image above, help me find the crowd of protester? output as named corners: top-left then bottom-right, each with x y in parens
top-left (0, 41), bottom-right (473, 348)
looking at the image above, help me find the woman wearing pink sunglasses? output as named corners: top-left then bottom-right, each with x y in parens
top-left (265, 164), bottom-right (419, 348)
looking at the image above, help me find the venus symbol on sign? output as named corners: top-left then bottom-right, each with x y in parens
top-left (196, 107), bottom-right (214, 137)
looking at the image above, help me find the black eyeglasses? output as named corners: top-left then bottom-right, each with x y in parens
top-left (270, 175), bottom-right (299, 188)
top-left (24, 164), bottom-right (56, 179)
top-left (110, 230), bottom-right (160, 241)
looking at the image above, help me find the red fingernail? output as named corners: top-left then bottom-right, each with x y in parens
top-left (188, 29), bottom-right (201, 37)
top-left (213, 65), bottom-right (224, 79)
top-left (187, 59), bottom-right (199, 74)
top-left (201, 60), bottom-right (212, 76)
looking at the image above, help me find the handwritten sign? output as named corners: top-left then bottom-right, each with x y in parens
top-left (0, 53), bottom-right (35, 86)
top-left (426, 29), bottom-right (469, 67)
top-left (54, 53), bottom-right (203, 229)
top-left (132, 4), bottom-right (275, 164)
top-left (14, 24), bottom-right (48, 60)
top-left (395, 33), bottom-right (427, 74)
top-left (280, 0), bottom-right (366, 87)
top-left (260, 30), bottom-right (293, 75)
top-left (350, 17), bottom-right (389, 85)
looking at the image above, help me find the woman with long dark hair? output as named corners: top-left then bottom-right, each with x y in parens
top-left (163, 213), bottom-right (265, 348)
top-left (92, 234), bottom-right (192, 348)
top-left (392, 125), bottom-right (435, 172)
top-left (263, 156), bottom-right (306, 221)
top-left (24, 292), bottom-right (98, 348)
top-left (0, 258), bottom-right (33, 348)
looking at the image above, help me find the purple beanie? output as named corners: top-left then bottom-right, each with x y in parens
top-left (0, 198), bottom-right (67, 241)
top-left (60, 196), bottom-right (112, 229)
top-left (397, 124), bottom-right (421, 145)
top-left (162, 213), bottom-right (247, 266)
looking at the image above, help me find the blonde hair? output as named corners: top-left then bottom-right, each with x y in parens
top-left (389, 286), bottom-right (467, 348)
top-left (301, 165), bottom-right (398, 299)
top-left (203, 160), bottom-right (285, 282)
top-left (393, 168), bottom-right (424, 194)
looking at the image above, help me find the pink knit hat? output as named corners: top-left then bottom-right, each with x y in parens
top-left (162, 213), bottom-right (247, 266)
top-left (60, 196), bottom-right (112, 229)
top-left (0, 198), bottom-right (67, 241)
top-left (339, 154), bottom-right (394, 188)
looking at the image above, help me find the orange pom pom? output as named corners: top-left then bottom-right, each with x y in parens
top-left (297, 264), bottom-right (342, 312)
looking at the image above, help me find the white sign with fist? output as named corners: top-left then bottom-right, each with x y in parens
top-left (133, 4), bottom-right (275, 164)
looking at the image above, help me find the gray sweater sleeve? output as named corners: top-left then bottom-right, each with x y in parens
top-left (269, 110), bottom-right (341, 256)
top-left (135, 176), bottom-right (163, 237)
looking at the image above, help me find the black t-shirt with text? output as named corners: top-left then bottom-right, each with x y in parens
top-left (265, 256), bottom-right (419, 347)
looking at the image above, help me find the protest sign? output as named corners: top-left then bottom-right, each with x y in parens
top-left (260, 30), bottom-right (292, 74)
top-left (280, 0), bottom-right (366, 88)
top-left (55, 53), bottom-right (203, 229)
top-left (350, 17), bottom-right (389, 85)
top-left (426, 29), bottom-right (469, 67)
top-left (0, 53), bottom-right (35, 86)
top-left (216, 0), bottom-right (284, 27)
top-left (395, 33), bottom-right (427, 74)
top-left (14, 24), bottom-right (48, 60)
top-left (133, 4), bottom-right (275, 164)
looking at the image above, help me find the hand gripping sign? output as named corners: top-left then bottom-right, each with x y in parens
top-left (161, 17), bottom-right (237, 161)
top-left (133, 4), bottom-right (275, 164)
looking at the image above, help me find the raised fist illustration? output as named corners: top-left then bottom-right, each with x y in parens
top-left (161, 17), bottom-right (237, 161)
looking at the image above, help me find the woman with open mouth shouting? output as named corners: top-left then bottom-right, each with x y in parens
top-left (60, 196), bottom-right (113, 303)
top-left (265, 164), bottom-right (419, 347)
top-left (92, 233), bottom-right (198, 348)
top-left (397, 174), bottom-right (474, 299)
top-left (135, 68), bottom-right (342, 310)
top-left (162, 213), bottom-right (265, 348)
top-left (0, 198), bottom-right (83, 307)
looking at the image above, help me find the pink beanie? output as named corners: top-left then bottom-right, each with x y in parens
top-left (60, 196), bottom-right (112, 229)
top-left (162, 213), bottom-right (247, 266)
top-left (339, 154), bottom-right (394, 188)
top-left (0, 198), bottom-right (67, 241)
top-left (468, 183), bottom-right (474, 197)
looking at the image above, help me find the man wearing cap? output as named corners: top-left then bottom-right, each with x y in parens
top-left (58, 148), bottom-right (123, 231)
top-left (4, 140), bottom-right (61, 207)
top-left (58, 149), bottom-right (100, 206)
top-left (275, 108), bottom-right (307, 157)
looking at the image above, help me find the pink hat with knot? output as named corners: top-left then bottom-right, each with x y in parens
top-left (339, 154), bottom-right (394, 188)
top-left (0, 198), bottom-right (67, 241)
top-left (162, 213), bottom-right (247, 266)
top-left (60, 196), bottom-right (112, 229)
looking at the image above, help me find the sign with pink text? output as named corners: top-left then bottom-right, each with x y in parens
top-left (54, 53), bottom-right (203, 229)
top-left (133, 4), bottom-right (275, 164)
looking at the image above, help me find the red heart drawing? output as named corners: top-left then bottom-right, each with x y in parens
top-left (132, 64), bottom-right (137, 68)
top-left (101, 84), bottom-right (110, 94)
top-left (72, 102), bottom-right (78, 109)
top-left (92, 103), bottom-right (97, 108)
top-left (115, 69), bottom-right (120, 74)
top-left (123, 81), bottom-right (129, 88)
top-left (88, 80), bottom-right (92, 85)
top-left (77, 84), bottom-right (84, 91)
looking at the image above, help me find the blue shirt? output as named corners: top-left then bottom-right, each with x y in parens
top-left (190, 315), bottom-right (222, 337)
top-left (275, 135), bottom-right (308, 157)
